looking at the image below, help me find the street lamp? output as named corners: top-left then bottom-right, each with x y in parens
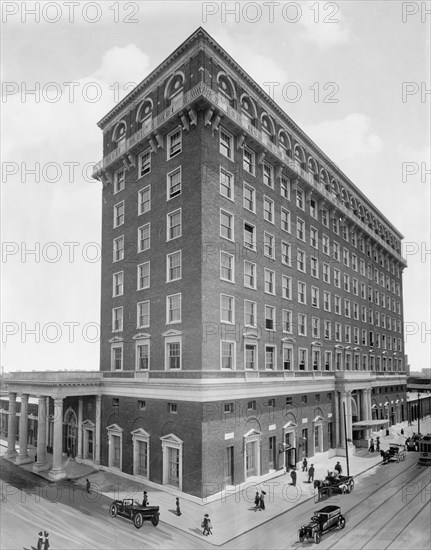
top-left (417, 391), bottom-right (421, 435)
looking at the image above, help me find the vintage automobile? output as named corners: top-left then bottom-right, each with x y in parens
top-left (109, 498), bottom-right (160, 529)
top-left (298, 505), bottom-right (346, 544)
top-left (380, 443), bottom-right (406, 464)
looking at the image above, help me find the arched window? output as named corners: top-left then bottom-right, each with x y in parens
top-left (261, 113), bottom-right (275, 142)
top-left (340, 187), bottom-right (349, 205)
top-left (240, 94), bottom-right (257, 127)
top-left (217, 73), bottom-right (235, 106)
top-left (278, 130), bottom-right (291, 156)
top-left (358, 204), bottom-right (365, 221)
top-left (331, 179), bottom-right (339, 197)
top-left (165, 72), bottom-right (184, 108)
top-left (320, 169), bottom-right (330, 190)
top-left (113, 121), bottom-right (127, 148)
top-left (307, 157), bottom-right (318, 180)
top-left (137, 99), bottom-right (153, 132)
top-left (293, 144), bottom-right (305, 169)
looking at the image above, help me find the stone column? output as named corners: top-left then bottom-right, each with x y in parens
top-left (45, 397), bottom-right (50, 450)
top-left (77, 397), bottom-right (83, 460)
top-left (346, 391), bottom-right (353, 441)
top-left (334, 391), bottom-right (340, 447)
top-left (95, 395), bottom-right (101, 465)
top-left (16, 394), bottom-right (32, 465)
top-left (33, 396), bottom-right (49, 472)
top-left (340, 391), bottom-right (347, 446)
top-left (49, 398), bottom-right (66, 480)
top-left (6, 392), bottom-right (17, 459)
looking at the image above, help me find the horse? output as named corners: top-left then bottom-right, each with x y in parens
top-left (380, 450), bottom-right (390, 464)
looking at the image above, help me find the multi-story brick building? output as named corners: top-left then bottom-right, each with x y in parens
top-left (5, 28), bottom-right (407, 498)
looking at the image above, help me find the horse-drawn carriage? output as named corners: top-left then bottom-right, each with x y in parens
top-left (380, 443), bottom-right (406, 464)
top-left (314, 471), bottom-right (354, 501)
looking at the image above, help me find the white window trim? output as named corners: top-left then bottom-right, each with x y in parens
top-left (166, 250), bottom-right (182, 283)
top-left (220, 250), bottom-right (235, 283)
top-left (135, 338), bottom-right (150, 371)
top-left (220, 293), bottom-right (235, 324)
top-left (111, 343), bottom-right (123, 371)
top-left (138, 185), bottom-right (151, 215)
top-left (112, 271), bottom-right (124, 298)
top-left (137, 301), bottom-right (150, 329)
top-left (167, 208), bottom-right (182, 242)
top-left (220, 208), bottom-right (235, 242)
top-left (166, 293), bottom-right (182, 325)
top-left (265, 344), bottom-right (277, 370)
top-left (220, 340), bottom-right (236, 370)
top-left (167, 166), bottom-right (182, 201)
top-left (167, 127), bottom-right (182, 160)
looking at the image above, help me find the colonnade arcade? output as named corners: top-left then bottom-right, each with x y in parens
top-left (4, 377), bottom-right (101, 481)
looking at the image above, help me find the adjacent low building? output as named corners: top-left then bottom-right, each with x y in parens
top-left (4, 28), bottom-right (408, 498)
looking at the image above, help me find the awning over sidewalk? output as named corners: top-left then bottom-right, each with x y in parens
top-left (352, 419), bottom-right (389, 430)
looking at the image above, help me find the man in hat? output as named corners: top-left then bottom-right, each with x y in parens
top-left (302, 457), bottom-right (308, 472)
top-left (259, 490), bottom-right (266, 510)
top-left (334, 461), bottom-right (342, 477)
top-left (86, 479), bottom-right (91, 494)
top-left (142, 491), bottom-right (148, 506)
top-left (37, 531), bottom-right (44, 550)
top-left (290, 469), bottom-right (297, 486)
top-left (43, 531), bottom-right (50, 550)
top-left (202, 514), bottom-right (212, 536)
top-left (308, 464), bottom-right (315, 483)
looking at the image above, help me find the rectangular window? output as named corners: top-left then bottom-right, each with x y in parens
top-left (282, 275), bottom-right (292, 300)
top-left (220, 127), bottom-right (233, 159)
top-left (282, 309), bottom-right (292, 333)
top-left (138, 148), bottom-right (151, 177)
top-left (333, 217), bottom-right (339, 234)
top-left (113, 236), bottom-right (124, 262)
top-left (334, 295), bottom-right (341, 315)
top-left (113, 271), bottom-right (124, 297)
top-left (244, 300), bottom-right (256, 327)
top-left (283, 346), bottom-right (293, 370)
top-left (220, 209), bottom-right (234, 241)
top-left (310, 198), bottom-right (318, 219)
top-left (298, 349), bottom-right (307, 371)
top-left (264, 232), bottom-right (275, 259)
top-left (264, 269), bottom-right (275, 294)
top-left (136, 343), bottom-right (149, 370)
top-left (344, 274), bottom-right (350, 292)
top-left (311, 257), bottom-right (319, 278)
top-left (321, 208), bottom-right (329, 227)
top-left (324, 320), bottom-right (331, 340)
top-left (112, 307), bottom-right (123, 332)
top-left (224, 403), bottom-right (234, 413)
top-left (344, 299), bottom-right (351, 317)
top-left (323, 263), bottom-right (330, 283)
top-left (323, 291), bottom-right (331, 311)
top-left (322, 234), bottom-right (330, 255)
top-left (167, 166), bottom-right (182, 199)
top-left (263, 162), bottom-right (274, 188)
top-left (114, 167), bottom-right (125, 194)
top-left (281, 207), bottom-right (291, 233)
top-left (220, 294), bottom-right (234, 324)
top-left (281, 176), bottom-right (290, 199)
top-left (265, 345), bottom-right (276, 370)
top-left (167, 209), bottom-right (182, 241)
top-left (112, 346), bottom-right (123, 371)
top-left (263, 196), bottom-right (275, 223)
top-left (138, 223), bottom-right (150, 252)
top-left (244, 260), bottom-right (256, 289)
top-left (243, 183), bottom-right (255, 212)
top-left (138, 185), bottom-right (151, 215)
top-left (244, 222), bottom-right (256, 250)
top-left (310, 227), bottom-right (318, 248)
top-left (137, 262), bottom-right (150, 290)
top-left (167, 250), bottom-right (181, 282)
top-left (245, 343), bottom-right (257, 370)
top-left (167, 341), bottom-right (181, 370)
top-left (298, 313), bottom-right (307, 336)
top-left (311, 286), bottom-right (319, 308)
top-left (114, 201), bottom-right (124, 228)
top-left (167, 127), bottom-right (182, 159)
top-left (221, 341), bottom-right (235, 369)
top-left (220, 251), bottom-right (234, 282)
top-left (343, 248), bottom-right (350, 266)
top-left (281, 241), bottom-right (291, 266)
top-left (265, 305), bottom-right (275, 330)
top-left (243, 147), bottom-right (255, 175)
top-left (137, 301), bottom-right (150, 328)
top-left (167, 294), bottom-right (181, 324)
top-left (312, 350), bottom-right (320, 370)
top-left (220, 167), bottom-right (234, 200)
top-left (297, 249), bottom-right (306, 272)
top-left (312, 317), bottom-right (320, 338)
top-left (296, 189), bottom-right (304, 210)
top-left (334, 268), bottom-right (340, 288)
top-left (333, 242), bottom-right (340, 261)
top-left (298, 281), bottom-right (306, 304)
top-left (335, 322), bottom-right (341, 342)
top-left (296, 218), bottom-right (305, 241)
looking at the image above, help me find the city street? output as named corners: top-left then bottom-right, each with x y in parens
top-left (1, 450), bottom-right (429, 550)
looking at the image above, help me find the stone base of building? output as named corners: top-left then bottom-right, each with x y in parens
top-left (33, 462), bottom-right (50, 473)
top-left (49, 468), bottom-right (67, 481)
top-left (15, 455), bottom-right (33, 465)
top-left (335, 442), bottom-right (356, 457)
top-left (4, 450), bottom-right (17, 460)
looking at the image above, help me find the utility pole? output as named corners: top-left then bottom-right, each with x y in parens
top-left (417, 391), bottom-right (421, 435)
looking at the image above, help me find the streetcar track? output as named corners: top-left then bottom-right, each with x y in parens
top-left (383, 497), bottom-right (431, 550)
top-left (325, 463), bottom-right (428, 550)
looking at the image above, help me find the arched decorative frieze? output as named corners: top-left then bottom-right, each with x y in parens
top-left (217, 71), bottom-right (237, 105)
top-left (164, 71), bottom-right (185, 107)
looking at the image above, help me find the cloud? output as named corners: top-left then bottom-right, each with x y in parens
top-left (304, 113), bottom-right (383, 162)
top-left (93, 45), bottom-right (151, 90)
top-left (299, 1), bottom-right (353, 49)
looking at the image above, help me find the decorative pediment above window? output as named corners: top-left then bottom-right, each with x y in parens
top-left (312, 341), bottom-right (322, 347)
top-left (82, 419), bottom-right (95, 429)
top-left (160, 433), bottom-right (183, 450)
top-left (243, 327), bottom-right (260, 340)
top-left (282, 337), bottom-right (295, 343)
top-left (313, 416), bottom-right (324, 423)
top-left (108, 337), bottom-right (124, 343)
top-left (106, 423), bottom-right (123, 434)
top-left (133, 333), bottom-right (151, 340)
top-left (161, 329), bottom-right (182, 338)
top-left (283, 421), bottom-right (297, 429)
top-left (131, 428), bottom-right (150, 438)
top-left (244, 428), bottom-right (261, 438)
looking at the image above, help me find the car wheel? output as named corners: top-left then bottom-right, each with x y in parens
top-left (109, 504), bottom-right (118, 517)
top-left (151, 514), bottom-right (159, 527)
top-left (314, 532), bottom-right (321, 544)
top-left (339, 517), bottom-right (346, 529)
top-left (299, 535), bottom-right (305, 542)
top-left (133, 513), bottom-right (144, 529)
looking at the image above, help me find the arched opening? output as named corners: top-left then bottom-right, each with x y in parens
top-left (217, 72), bottom-right (236, 106)
top-left (63, 407), bottom-right (78, 459)
top-left (165, 72), bottom-right (184, 108)
top-left (240, 94), bottom-right (257, 127)
top-left (136, 99), bottom-right (153, 132)
top-left (261, 113), bottom-right (275, 142)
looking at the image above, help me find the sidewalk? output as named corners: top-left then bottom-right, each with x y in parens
top-left (2, 416), bottom-right (429, 546)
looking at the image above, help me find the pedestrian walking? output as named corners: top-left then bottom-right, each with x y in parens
top-left (86, 479), bottom-right (91, 494)
top-left (259, 490), bottom-right (266, 511)
top-left (308, 464), bottom-right (315, 483)
top-left (368, 438), bottom-right (375, 453)
top-left (43, 531), bottom-right (50, 550)
top-left (37, 531), bottom-right (44, 550)
top-left (400, 428), bottom-right (404, 435)
top-left (142, 491), bottom-right (148, 506)
top-left (376, 436), bottom-right (380, 452)
top-left (334, 462), bottom-right (342, 476)
top-left (175, 497), bottom-right (181, 516)
top-left (254, 491), bottom-right (260, 511)
top-left (202, 514), bottom-right (213, 536)
top-left (290, 469), bottom-right (297, 486)
top-left (302, 457), bottom-right (308, 472)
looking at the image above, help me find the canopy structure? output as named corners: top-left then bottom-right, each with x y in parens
top-left (352, 419), bottom-right (389, 430)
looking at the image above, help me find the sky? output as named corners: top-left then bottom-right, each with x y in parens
top-left (1, 0), bottom-right (430, 373)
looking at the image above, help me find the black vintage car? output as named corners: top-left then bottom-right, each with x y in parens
top-left (298, 505), bottom-right (346, 544)
top-left (109, 498), bottom-right (160, 529)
